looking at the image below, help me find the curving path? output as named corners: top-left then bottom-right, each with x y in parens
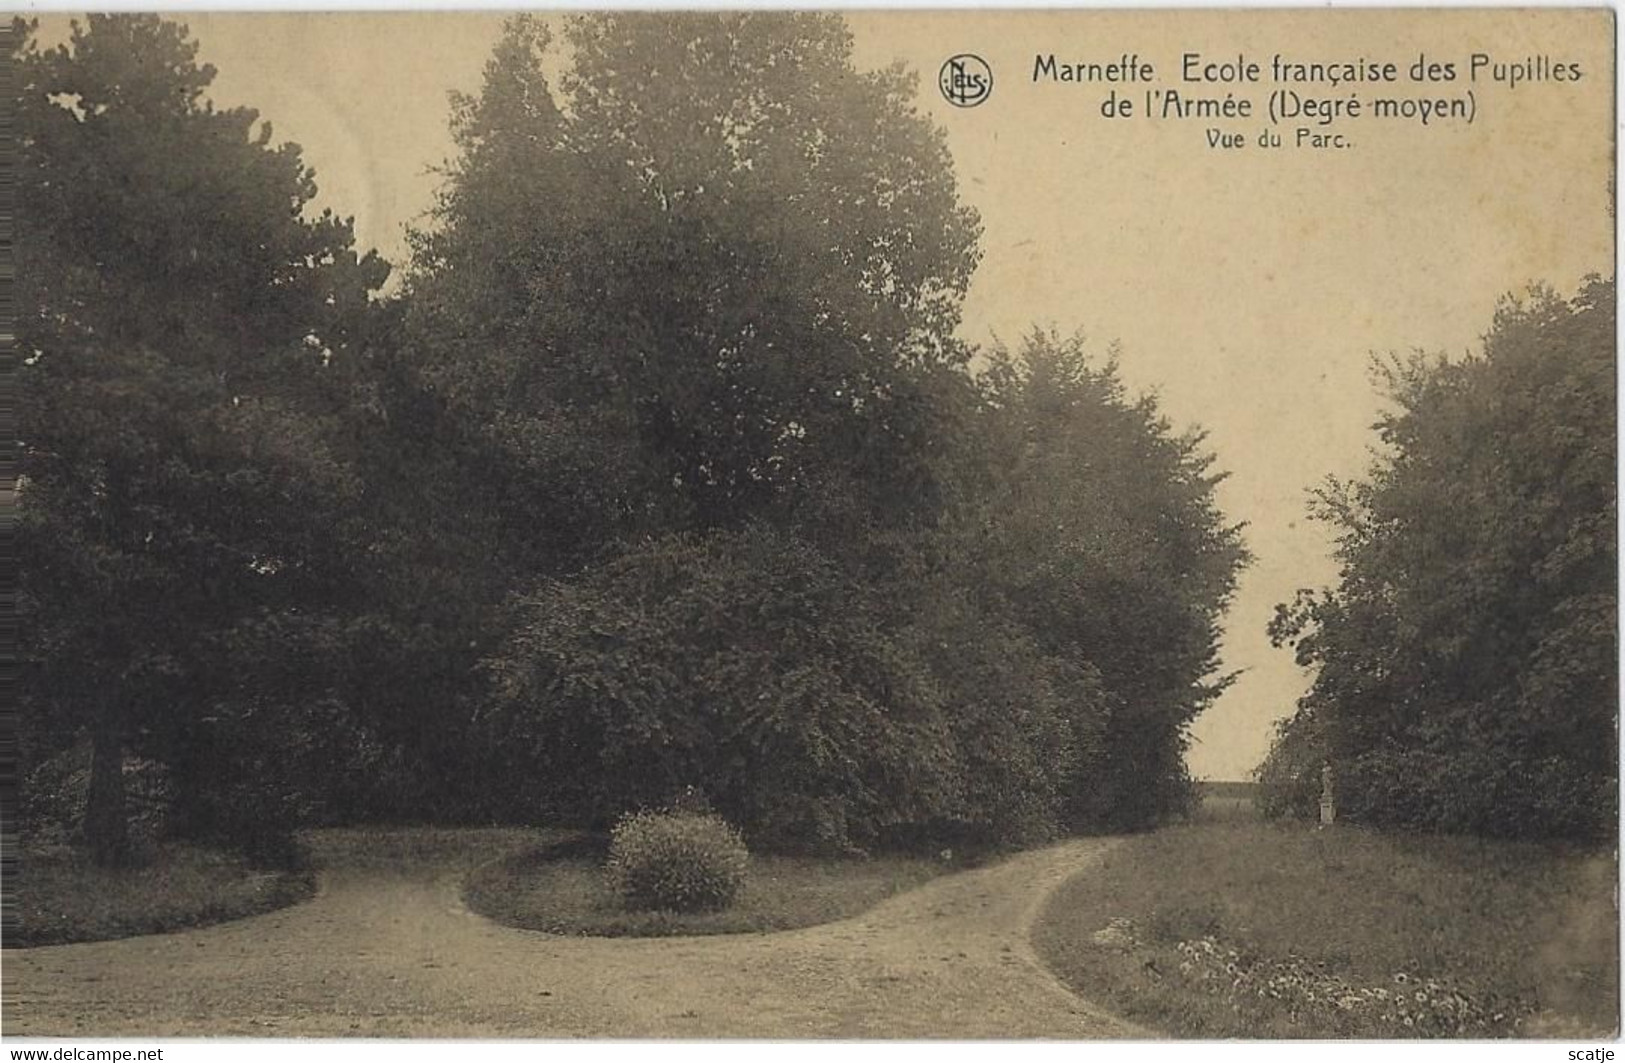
top-left (4, 829), bottom-right (1147, 1039)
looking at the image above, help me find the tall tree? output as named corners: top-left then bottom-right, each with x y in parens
top-left (418, 13), bottom-right (994, 847)
top-left (428, 18), bottom-right (1250, 841)
top-left (965, 332), bottom-right (1250, 827)
top-left (405, 13), bottom-right (982, 553)
top-left (16, 15), bottom-right (389, 863)
top-left (1264, 278), bottom-right (1616, 839)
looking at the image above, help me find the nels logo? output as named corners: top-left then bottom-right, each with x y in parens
top-left (939, 54), bottom-right (992, 108)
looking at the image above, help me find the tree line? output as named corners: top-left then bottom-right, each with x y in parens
top-left (18, 14), bottom-right (1610, 867)
top-left (16, 14), bottom-right (1249, 865)
top-left (1261, 278), bottom-right (1616, 841)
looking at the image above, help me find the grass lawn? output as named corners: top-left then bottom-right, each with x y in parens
top-left (465, 836), bottom-right (944, 937)
top-left (1033, 818), bottom-right (1618, 1039)
top-left (300, 825), bottom-right (569, 872)
top-left (11, 843), bottom-right (315, 947)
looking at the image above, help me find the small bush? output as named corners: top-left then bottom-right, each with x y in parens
top-left (605, 810), bottom-right (749, 913)
top-left (466, 835), bottom-right (942, 937)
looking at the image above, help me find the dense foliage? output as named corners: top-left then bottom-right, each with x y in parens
top-left (404, 14), bottom-right (980, 545)
top-left (443, 18), bottom-right (1247, 847)
top-left (19, 13), bottom-right (1249, 861)
top-left (968, 334), bottom-right (1248, 827)
top-left (1261, 279), bottom-right (1616, 840)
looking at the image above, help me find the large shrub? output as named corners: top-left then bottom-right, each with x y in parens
top-left (480, 525), bottom-right (963, 852)
top-left (606, 810), bottom-right (750, 913)
top-left (480, 522), bottom-right (1113, 853)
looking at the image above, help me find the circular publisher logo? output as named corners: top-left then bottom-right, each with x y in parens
top-left (939, 54), bottom-right (993, 108)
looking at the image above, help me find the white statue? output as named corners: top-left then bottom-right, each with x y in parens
top-left (1319, 763), bottom-right (1336, 826)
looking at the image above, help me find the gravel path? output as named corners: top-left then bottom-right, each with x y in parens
top-left (5, 829), bottom-right (1145, 1038)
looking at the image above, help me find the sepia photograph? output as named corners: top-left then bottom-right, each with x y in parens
top-left (4, 5), bottom-right (1618, 1045)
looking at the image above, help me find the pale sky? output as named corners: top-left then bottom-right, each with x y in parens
top-left (46, 9), bottom-right (1614, 780)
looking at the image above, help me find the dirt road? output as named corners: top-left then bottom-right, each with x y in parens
top-left (5, 829), bottom-right (1145, 1038)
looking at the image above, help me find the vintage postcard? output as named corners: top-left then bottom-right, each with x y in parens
top-left (7, 6), bottom-right (1617, 1048)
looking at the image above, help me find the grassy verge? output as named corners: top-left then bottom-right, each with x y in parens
top-left (12, 843), bottom-right (315, 947)
top-left (465, 836), bottom-right (944, 937)
top-left (1032, 819), bottom-right (1618, 1039)
top-left (298, 825), bottom-right (570, 873)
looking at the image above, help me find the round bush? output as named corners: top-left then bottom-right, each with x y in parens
top-left (605, 810), bottom-right (749, 913)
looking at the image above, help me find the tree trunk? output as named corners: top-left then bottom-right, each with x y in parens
top-left (86, 711), bottom-right (131, 868)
